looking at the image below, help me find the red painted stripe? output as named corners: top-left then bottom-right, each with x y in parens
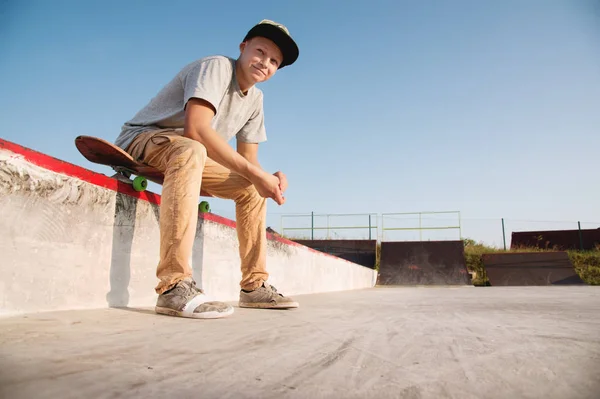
top-left (201, 212), bottom-right (237, 229)
top-left (1, 138), bottom-right (162, 205)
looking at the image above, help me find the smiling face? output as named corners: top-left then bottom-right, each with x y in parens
top-left (236, 36), bottom-right (283, 91)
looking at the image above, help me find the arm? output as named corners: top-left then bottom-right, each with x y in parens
top-left (184, 98), bottom-right (257, 180)
top-left (236, 141), bottom-right (261, 168)
top-left (183, 98), bottom-right (285, 204)
top-left (237, 141), bottom-right (288, 192)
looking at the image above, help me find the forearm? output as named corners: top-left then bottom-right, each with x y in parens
top-left (246, 157), bottom-right (262, 169)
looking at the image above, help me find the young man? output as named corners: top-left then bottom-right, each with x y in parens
top-left (114, 20), bottom-right (300, 319)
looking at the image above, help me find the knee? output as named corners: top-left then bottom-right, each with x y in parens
top-left (244, 184), bottom-right (260, 199)
top-left (173, 140), bottom-right (207, 169)
top-left (183, 140), bottom-right (207, 163)
top-left (236, 184), bottom-right (265, 206)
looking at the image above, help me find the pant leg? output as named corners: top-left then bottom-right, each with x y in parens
top-left (126, 131), bottom-right (207, 294)
top-left (200, 158), bottom-right (269, 291)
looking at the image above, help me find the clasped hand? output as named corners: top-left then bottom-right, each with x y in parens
top-left (253, 170), bottom-right (288, 205)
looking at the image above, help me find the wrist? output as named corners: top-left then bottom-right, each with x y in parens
top-left (244, 162), bottom-right (263, 182)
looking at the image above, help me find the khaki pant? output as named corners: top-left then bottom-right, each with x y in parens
top-left (126, 131), bottom-right (268, 294)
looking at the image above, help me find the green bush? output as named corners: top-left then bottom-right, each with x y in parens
top-left (568, 250), bottom-right (600, 285)
top-left (463, 239), bottom-right (501, 286)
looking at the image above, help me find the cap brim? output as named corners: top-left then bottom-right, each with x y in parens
top-left (244, 24), bottom-right (299, 68)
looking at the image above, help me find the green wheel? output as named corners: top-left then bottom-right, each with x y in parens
top-left (132, 176), bottom-right (148, 192)
top-left (199, 201), bottom-right (210, 213)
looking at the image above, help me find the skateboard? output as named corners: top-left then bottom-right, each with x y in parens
top-left (75, 135), bottom-right (211, 213)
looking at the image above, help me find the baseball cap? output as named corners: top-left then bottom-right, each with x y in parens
top-left (243, 19), bottom-right (299, 68)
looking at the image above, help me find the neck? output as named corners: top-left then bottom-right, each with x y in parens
top-left (235, 59), bottom-right (253, 94)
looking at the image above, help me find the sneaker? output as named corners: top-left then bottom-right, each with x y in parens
top-left (239, 282), bottom-right (299, 309)
top-left (155, 277), bottom-right (234, 319)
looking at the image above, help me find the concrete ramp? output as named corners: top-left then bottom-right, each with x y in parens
top-left (0, 138), bottom-right (377, 317)
top-left (377, 241), bottom-right (471, 286)
top-left (482, 252), bottom-right (585, 286)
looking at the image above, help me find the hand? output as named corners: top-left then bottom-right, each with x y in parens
top-left (273, 171), bottom-right (288, 192)
top-left (252, 171), bottom-right (285, 205)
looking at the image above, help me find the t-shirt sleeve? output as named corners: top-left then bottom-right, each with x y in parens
top-left (236, 93), bottom-right (267, 144)
top-left (182, 58), bottom-right (231, 112)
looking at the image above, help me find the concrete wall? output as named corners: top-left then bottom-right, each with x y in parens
top-left (196, 219), bottom-right (379, 299)
top-left (0, 140), bottom-right (377, 317)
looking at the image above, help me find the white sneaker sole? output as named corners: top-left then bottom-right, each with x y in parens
top-left (155, 306), bottom-right (234, 319)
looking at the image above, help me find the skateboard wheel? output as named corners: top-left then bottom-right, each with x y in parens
top-left (199, 201), bottom-right (210, 213)
top-left (133, 176), bottom-right (148, 192)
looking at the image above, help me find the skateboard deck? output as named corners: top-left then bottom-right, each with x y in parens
top-left (75, 135), bottom-right (211, 211)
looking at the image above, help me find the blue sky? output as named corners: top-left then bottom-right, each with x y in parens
top-left (2, 0), bottom-right (599, 246)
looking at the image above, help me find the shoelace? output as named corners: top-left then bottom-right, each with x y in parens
top-left (266, 283), bottom-right (283, 297)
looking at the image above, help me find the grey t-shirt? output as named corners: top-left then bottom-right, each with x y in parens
top-left (114, 55), bottom-right (267, 151)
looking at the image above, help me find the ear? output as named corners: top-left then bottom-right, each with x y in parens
top-left (239, 41), bottom-right (248, 53)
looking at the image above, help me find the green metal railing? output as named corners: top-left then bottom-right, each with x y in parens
top-left (381, 211), bottom-right (462, 241)
top-left (280, 212), bottom-right (379, 240)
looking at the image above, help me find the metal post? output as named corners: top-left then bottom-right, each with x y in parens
top-left (578, 221), bottom-right (584, 250)
top-left (327, 214), bottom-right (330, 239)
top-left (502, 218), bottom-right (506, 250)
top-left (311, 212), bottom-right (314, 240)
top-left (368, 214), bottom-right (372, 240)
top-left (502, 218), bottom-right (506, 251)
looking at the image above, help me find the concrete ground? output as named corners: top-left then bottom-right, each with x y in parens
top-left (1, 286), bottom-right (599, 399)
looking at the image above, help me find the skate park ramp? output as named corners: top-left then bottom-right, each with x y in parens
top-left (292, 239), bottom-right (377, 269)
top-left (511, 228), bottom-right (600, 250)
top-left (482, 252), bottom-right (585, 286)
top-left (377, 241), bottom-right (471, 286)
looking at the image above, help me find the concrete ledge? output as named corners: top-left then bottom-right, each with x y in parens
top-left (0, 139), bottom-right (377, 317)
top-left (196, 214), bottom-right (379, 299)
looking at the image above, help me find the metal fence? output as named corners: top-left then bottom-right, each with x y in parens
top-left (381, 211), bottom-right (461, 241)
top-left (276, 211), bottom-right (599, 250)
top-left (280, 212), bottom-right (378, 240)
